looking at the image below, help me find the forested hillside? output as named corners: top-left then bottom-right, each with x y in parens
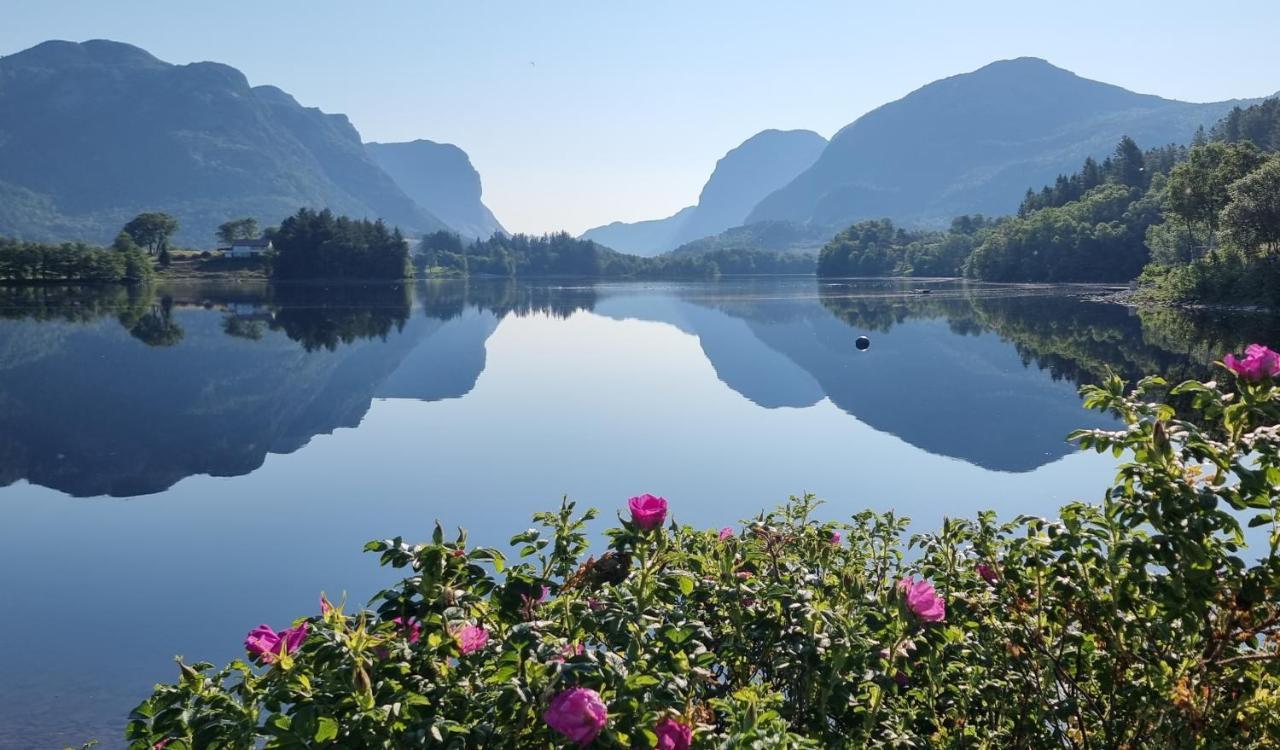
top-left (749, 57), bottom-right (1256, 228)
top-left (816, 98), bottom-right (1280, 303)
top-left (0, 39), bottom-right (504, 246)
top-left (417, 231), bottom-right (813, 279)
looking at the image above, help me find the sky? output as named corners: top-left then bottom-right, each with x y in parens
top-left (2, 1), bottom-right (1280, 234)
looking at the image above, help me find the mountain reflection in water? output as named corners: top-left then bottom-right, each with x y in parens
top-left (0, 278), bottom-right (1274, 498)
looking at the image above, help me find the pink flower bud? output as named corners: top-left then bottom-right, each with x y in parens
top-left (392, 616), bottom-right (422, 644)
top-left (627, 494), bottom-right (668, 530)
top-left (655, 716), bottom-right (693, 750)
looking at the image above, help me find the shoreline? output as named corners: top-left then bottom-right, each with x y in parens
top-left (1086, 286), bottom-right (1280, 314)
top-left (2, 273), bottom-right (1277, 315)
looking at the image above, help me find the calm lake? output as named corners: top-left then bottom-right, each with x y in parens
top-left (1, 277), bottom-right (1277, 748)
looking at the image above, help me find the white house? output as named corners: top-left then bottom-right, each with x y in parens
top-left (227, 238), bottom-right (272, 258)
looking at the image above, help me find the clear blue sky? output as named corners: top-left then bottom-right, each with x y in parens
top-left (2, 0), bottom-right (1279, 234)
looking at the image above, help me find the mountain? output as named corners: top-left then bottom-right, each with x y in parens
top-left (747, 58), bottom-right (1263, 228)
top-left (581, 129), bottom-right (826, 256)
top-left (0, 287), bottom-right (508, 498)
top-left (671, 129), bottom-right (828, 245)
top-left (0, 39), bottom-right (447, 246)
top-left (667, 220), bottom-right (834, 258)
top-left (579, 206), bottom-right (695, 256)
top-left (593, 285), bottom-right (1117, 472)
top-left (365, 140), bottom-right (504, 240)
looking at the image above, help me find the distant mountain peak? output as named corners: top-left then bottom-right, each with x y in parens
top-left (79, 38), bottom-right (164, 64)
top-left (581, 128), bottom-right (826, 255)
top-left (365, 139), bottom-right (504, 240)
top-left (2, 38), bottom-right (165, 69)
top-left (979, 56), bottom-right (1058, 69)
top-left (884, 56), bottom-right (1161, 110)
top-left (0, 38), bottom-right (447, 245)
top-left (746, 58), bottom-right (1259, 227)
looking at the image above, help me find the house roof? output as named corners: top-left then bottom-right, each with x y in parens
top-left (231, 238), bottom-right (272, 247)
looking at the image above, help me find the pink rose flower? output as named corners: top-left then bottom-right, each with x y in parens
top-left (281, 623), bottom-right (308, 651)
top-left (718, 526), bottom-right (734, 541)
top-left (455, 623), bottom-right (489, 655)
top-left (655, 717), bottom-right (692, 750)
top-left (392, 616), bottom-right (422, 644)
top-left (830, 531), bottom-right (842, 544)
top-left (898, 577), bottom-right (946, 623)
top-left (543, 687), bottom-right (608, 746)
top-left (976, 563), bottom-right (999, 584)
top-left (628, 494), bottom-right (668, 530)
top-left (244, 621), bottom-right (308, 664)
top-left (1225, 344), bottom-right (1280, 381)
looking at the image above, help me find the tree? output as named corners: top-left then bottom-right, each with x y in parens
top-left (1164, 142), bottom-right (1265, 259)
top-left (816, 219), bottom-right (915, 277)
top-left (122, 212), bottom-right (179, 255)
top-left (216, 217), bottom-right (260, 245)
top-left (112, 231), bottom-right (141, 254)
top-left (1212, 98), bottom-right (1280, 152)
top-left (1110, 136), bottom-right (1147, 188)
top-left (271, 208), bottom-right (411, 281)
top-left (1221, 156), bottom-right (1280, 255)
top-left (0, 236), bottom-right (154, 284)
top-left (122, 247), bottom-right (153, 283)
top-left (127, 299), bottom-right (184, 346)
top-left (964, 184), bottom-right (1150, 282)
top-left (1081, 156), bottom-right (1102, 191)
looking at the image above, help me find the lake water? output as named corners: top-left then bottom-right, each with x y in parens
top-left (1, 277), bottom-right (1277, 748)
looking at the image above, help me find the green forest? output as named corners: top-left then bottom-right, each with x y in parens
top-left (269, 208), bottom-right (412, 281)
top-left (416, 230), bottom-right (814, 279)
top-left (0, 209), bottom-right (194, 283)
top-left (817, 98), bottom-right (1280, 304)
top-left (0, 208), bottom-right (414, 284)
top-left (0, 236), bottom-right (154, 284)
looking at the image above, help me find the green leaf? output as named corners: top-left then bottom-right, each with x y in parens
top-left (675, 574), bottom-right (695, 596)
top-left (315, 717), bottom-right (338, 743)
top-left (625, 674), bottom-right (661, 688)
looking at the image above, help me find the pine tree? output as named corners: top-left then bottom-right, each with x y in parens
top-left (1081, 157), bottom-right (1101, 190)
top-left (1112, 136), bottom-right (1146, 188)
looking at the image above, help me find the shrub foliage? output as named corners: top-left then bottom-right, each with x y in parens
top-left (128, 359), bottom-right (1280, 748)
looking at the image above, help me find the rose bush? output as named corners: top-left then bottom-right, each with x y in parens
top-left (127, 353), bottom-right (1280, 748)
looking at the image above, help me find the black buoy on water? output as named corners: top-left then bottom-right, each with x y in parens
top-left (855, 336), bottom-right (871, 351)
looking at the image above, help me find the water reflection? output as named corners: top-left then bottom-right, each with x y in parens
top-left (3, 277), bottom-right (1278, 749)
top-left (268, 283), bottom-right (412, 352)
top-left (0, 279), bottom-right (1274, 499)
